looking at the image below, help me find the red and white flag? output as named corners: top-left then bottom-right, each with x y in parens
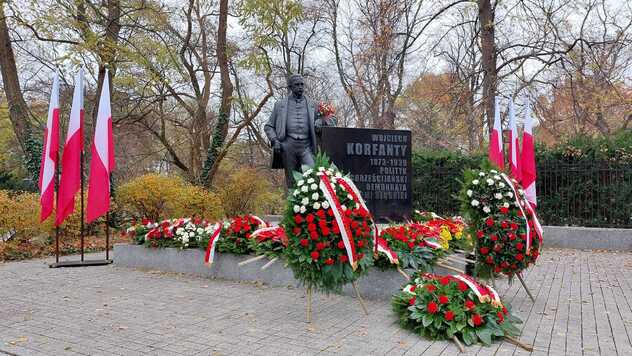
top-left (508, 98), bottom-right (522, 183)
top-left (39, 73), bottom-right (60, 222)
top-left (488, 96), bottom-right (504, 170)
top-left (87, 70), bottom-right (115, 222)
top-left (56, 68), bottom-right (84, 226)
top-left (521, 102), bottom-right (537, 207)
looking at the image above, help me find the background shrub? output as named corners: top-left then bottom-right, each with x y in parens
top-left (213, 167), bottom-right (285, 217)
top-left (116, 174), bottom-right (224, 221)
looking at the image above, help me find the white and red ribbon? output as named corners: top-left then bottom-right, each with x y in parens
top-left (376, 237), bottom-right (399, 264)
top-left (334, 177), bottom-right (380, 254)
top-left (319, 174), bottom-right (357, 270)
top-left (204, 222), bottom-right (222, 265)
top-left (250, 215), bottom-right (269, 228)
top-left (454, 274), bottom-right (503, 307)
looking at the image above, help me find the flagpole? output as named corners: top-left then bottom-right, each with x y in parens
top-left (55, 141), bottom-right (60, 264)
top-left (80, 146), bottom-right (85, 261)
top-left (105, 210), bottom-right (110, 261)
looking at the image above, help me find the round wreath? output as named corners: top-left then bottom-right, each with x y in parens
top-left (282, 156), bottom-right (375, 293)
top-left (392, 272), bottom-right (521, 346)
top-left (459, 169), bottom-right (543, 277)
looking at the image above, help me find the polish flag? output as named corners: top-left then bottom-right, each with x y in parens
top-left (521, 102), bottom-right (537, 207)
top-left (488, 96), bottom-right (504, 169)
top-left (87, 70), bottom-right (115, 222)
top-left (56, 68), bottom-right (84, 226)
top-left (39, 73), bottom-right (61, 222)
top-left (507, 98), bottom-right (522, 183)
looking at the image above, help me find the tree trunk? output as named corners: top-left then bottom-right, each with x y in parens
top-left (0, 1), bottom-right (40, 182)
top-left (201, 0), bottom-right (233, 186)
top-left (478, 0), bottom-right (496, 135)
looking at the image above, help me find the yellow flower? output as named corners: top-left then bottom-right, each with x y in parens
top-left (439, 226), bottom-right (452, 249)
top-left (455, 230), bottom-right (463, 240)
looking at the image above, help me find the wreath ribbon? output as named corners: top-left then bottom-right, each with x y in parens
top-left (319, 174), bottom-right (357, 270)
top-left (334, 177), bottom-right (380, 255)
top-left (204, 222), bottom-right (222, 265)
top-left (454, 274), bottom-right (503, 307)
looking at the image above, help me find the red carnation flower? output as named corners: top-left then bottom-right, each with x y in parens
top-left (357, 240), bottom-right (364, 248)
top-left (327, 209), bottom-right (334, 217)
top-left (293, 227), bottom-right (301, 235)
top-left (309, 231), bottom-right (319, 240)
top-left (409, 284), bottom-right (417, 292)
top-left (486, 256), bottom-right (494, 264)
top-left (142, 218), bottom-right (150, 225)
top-left (517, 210), bottom-right (524, 217)
top-left (476, 230), bottom-right (484, 239)
top-left (300, 239), bottom-right (309, 247)
top-left (485, 218), bottom-right (495, 227)
top-left (464, 300), bottom-right (475, 310)
top-left (515, 253), bottom-right (524, 261)
top-left (409, 297), bottom-right (416, 306)
top-left (516, 242), bottom-right (524, 250)
top-left (490, 234), bottom-right (498, 242)
top-left (316, 209), bottom-right (326, 219)
top-left (458, 282), bottom-right (468, 292)
top-left (294, 215), bottom-right (303, 224)
top-left (520, 233), bottom-right (527, 241)
top-left (444, 311), bottom-right (455, 321)
top-left (316, 242), bottom-right (326, 251)
top-left (439, 295), bottom-right (449, 304)
top-left (497, 311), bottom-right (504, 323)
top-left (439, 276), bottom-right (451, 286)
top-left (325, 258), bottom-right (334, 265)
top-left (321, 227), bottom-right (330, 236)
top-left (310, 251), bottom-right (320, 260)
top-left (332, 224), bottom-right (340, 234)
top-left (427, 301), bottom-right (439, 314)
top-left (306, 214), bottom-right (315, 223)
top-left (307, 223), bottom-right (317, 231)
top-left (339, 255), bottom-right (348, 262)
top-left (479, 247), bottom-right (489, 255)
top-left (493, 244), bottom-right (502, 252)
top-left (500, 207), bottom-right (509, 214)
top-left (510, 223), bottom-right (518, 231)
top-left (494, 266), bottom-right (502, 273)
top-left (502, 306), bottom-right (508, 315)
top-left (425, 284), bottom-right (437, 292)
top-left (471, 313), bottom-right (483, 326)
top-left (509, 233), bottom-right (517, 241)
top-left (337, 240), bottom-right (345, 249)
top-left (407, 242), bottom-right (415, 249)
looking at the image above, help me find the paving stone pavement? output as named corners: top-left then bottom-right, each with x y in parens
top-left (1, 248), bottom-right (632, 356)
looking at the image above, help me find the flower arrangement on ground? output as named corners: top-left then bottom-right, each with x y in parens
top-left (248, 226), bottom-right (288, 259)
top-left (392, 272), bottom-right (521, 346)
top-left (215, 215), bottom-right (268, 255)
top-left (412, 211), bottom-right (472, 251)
top-left (373, 223), bottom-right (447, 271)
top-left (128, 217), bottom-right (213, 249)
top-left (459, 169), bottom-right (543, 277)
top-left (282, 154), bottom-right (375, 293)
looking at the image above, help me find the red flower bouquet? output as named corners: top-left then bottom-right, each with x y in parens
top-left (392, 273), bottom-right (521, 346)
top-left (216, 215), bottom-right (268, 255)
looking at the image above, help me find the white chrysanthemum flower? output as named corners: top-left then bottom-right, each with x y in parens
top-left (301, 197), bottom-right (309, 205)
top-left (490, 169), bottom-right (498, 173)
top-left (403, 284), bottom-right (416, 295)
top-left (318, 167), bottom-right (326, 172)
top-left (299, 206), bottom-right (306, 214)
top-left (197, 228), bottom-right (204, 234)
top-left (498, 182), bottom-right (506, 188)
top-left (503, 202), bottom-right (510, 208)
top-left (301, 185), bottom-right (308, 193)
top-left (311, 192), bottom-right (319, 200)
top-left (486, 179), bottom-right (494, 186)
top-left (341, 205), bottom-right (347, 211)
top-left (494, 193), bottom-right (503, 200)
top-left (493, 175), bottom-right (501, 180)
top-left (313, 202), bottom-right (321, 210)
top-left (347, 194), bottom-right (353, 200)
top-left (293, 205), bottom-right (300, 213)
top-left (307, 178), bottom-right (315, 184)
top-left (293, 189), bottom-right (299, 196)
top-left (176, 228), bottom-right (184, 235)
top-left (471, 199), bottom-right (480, 207)
top-left (303, 169), bottom-right (313, 177)
top-left (479, 172), bottom-right (486, 177)
top-left (483, 206), bottom-right (491, 213)
top-left (188, 232), bottom-right (195, 238)
top-left (472, 179), bottom-right (479, 185)
top-left (335, 172), bottom-right (342, 178)
top-left (466, 190), bottom-right (473, 197)
top-left (506, 192), bottom-right (514, 198)
top-left (310, 183), bottom-right (318, 190)
top-left (297, 180), bottom-right (304, 186)
top-left (322, 201), bottom-right (330, 209)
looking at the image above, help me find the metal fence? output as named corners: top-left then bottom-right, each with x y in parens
top-left (413, 162), bottom-right (632, 228)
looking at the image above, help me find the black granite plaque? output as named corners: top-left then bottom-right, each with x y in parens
top-left (319, 127), bottom-right (412, 222)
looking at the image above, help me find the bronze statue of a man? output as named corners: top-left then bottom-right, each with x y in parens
top-left (265, 74), bottom-right (335, 188)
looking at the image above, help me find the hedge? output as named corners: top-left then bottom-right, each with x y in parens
top-left (412, 132), bottom-right (632, 228)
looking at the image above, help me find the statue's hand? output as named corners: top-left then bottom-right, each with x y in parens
top-left (272, 140), bottom-right (282, 154)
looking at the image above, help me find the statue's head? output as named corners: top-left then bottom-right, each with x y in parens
top-left (288, 74), bottom-right (304, 98)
